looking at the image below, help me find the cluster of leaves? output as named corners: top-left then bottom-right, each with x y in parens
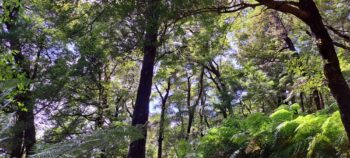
top-left (197, 103), bottom-right (349, 158)
top-left (0, 54), bottom-right (20, 106)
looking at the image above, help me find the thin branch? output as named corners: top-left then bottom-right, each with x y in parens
top-left (334, 42), bottom-right (350, 51)
top-left (177, 2), bottom-right (262, 22)
top-left (326, 25), bottom-right (350, 43)
top-left (155, 83), bottom-right (165, 101)
top-left (205, 3), bottom-right (259, 14)
top-left (193, 67), bottom-right (205, 108)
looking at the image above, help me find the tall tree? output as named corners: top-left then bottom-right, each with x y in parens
top-left (185, 67), bottom-right (204, 139)
top-left (155, 78), bottom-right (171, 158)
top-left (128, 0), bottom-right (161, 157)
top-left (255, 0), bottom-right (350, 143)
top-left (2, 1), bottom-right (36, 157)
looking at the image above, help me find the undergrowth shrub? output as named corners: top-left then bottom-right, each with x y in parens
top-left (198, 104), bottom-right (349, 158)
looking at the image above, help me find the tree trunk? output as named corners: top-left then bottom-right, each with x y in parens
top-left (11, 97), bottom-right (36, 158)
top-left (97, 66), bottom-right (109, 158)
top-left (299, 0), bottom-right (350, 139)
top-left (128, 1), bottom-right (160, 157)
top-left (221, 108), bottom-right (228, 118)
top-left (156, 79), bottom-right (171, 158)
top-left (185, 73), bottom-right (192, 140)
top-left (157, 105), bottom-right (165, 158)
top-left (313, 89), bottom-right (322, 110)
top-left (205, 61), bottom-right (233, 117)
top-left (318, 91), bottom-right (325, 109)
top-left (257, 0), bottom-right (350, 143)
top-left (186, 68), bottom-right (204, 140)
top-left (270, 11), bottom-right (299, 106)
top-left (300, 0), bottom-right (350, 138)
top-left (4, 2), bottom-right (36, 157)
top-left (300, 92), bottom-right (305, 112)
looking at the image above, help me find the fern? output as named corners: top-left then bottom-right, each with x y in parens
top-left (320, 112), bottom-right (348, 153)
top-left (294, 114), bottom-right (326, 142)
top-left (243, 112), bottom-right (270, 135)
top-left (307, 134), bottom-right (337, 158)
top-left (198, 105), bottom-right (350, 158)
top-left (290, 103), bottom-right (301, 113)
top-left (31, 125), bottom-right (143, 158)
top-left (270, 109), bottom-right (293, 125)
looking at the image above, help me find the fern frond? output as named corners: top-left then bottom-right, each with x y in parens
top-left (32, 125), bottom-right (143, 158)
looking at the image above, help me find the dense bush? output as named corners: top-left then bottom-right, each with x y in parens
top-left (198, 103), bottom-right (350, 158)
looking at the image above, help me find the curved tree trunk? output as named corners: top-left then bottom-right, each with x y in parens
top-left (257, 0), bottom-right (350, 142)
top-left (299, 0), bottom-right (350, 140)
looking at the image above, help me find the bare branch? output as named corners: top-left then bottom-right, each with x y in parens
top-left (326, 25), bottom-right (350, 43)
top-left (155, 83), bottom-right (165, 101)
top-left (334, 42), bottom-right (350, 51)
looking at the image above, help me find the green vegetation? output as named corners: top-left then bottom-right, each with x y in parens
top-left (1, 0), bottom-right (350, 157)
top-left (198, 104), bottom-right (349, 158)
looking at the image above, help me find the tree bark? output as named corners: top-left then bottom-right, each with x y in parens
top-left (128, 1), bottom-right (160, 157)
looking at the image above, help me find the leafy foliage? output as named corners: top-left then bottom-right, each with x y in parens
top-left (198, 105), bottom-right (349, 158)
top-left (32, 124), bottom-right (143, 158)
top-left (1, 0), bottom-right (350, 157)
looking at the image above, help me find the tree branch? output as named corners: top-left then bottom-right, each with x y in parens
top-left (334, 42), bottom-right (350, 51)
top-left (255, 0), bottom-right (310, 22)
top-left (326, 25), bottom-right (350, 43)
top-left (179, 2), bottom-right (262, 20)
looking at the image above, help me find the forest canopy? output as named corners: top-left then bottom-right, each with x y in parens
top-left (1, 0), bottom-right (350, 157)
